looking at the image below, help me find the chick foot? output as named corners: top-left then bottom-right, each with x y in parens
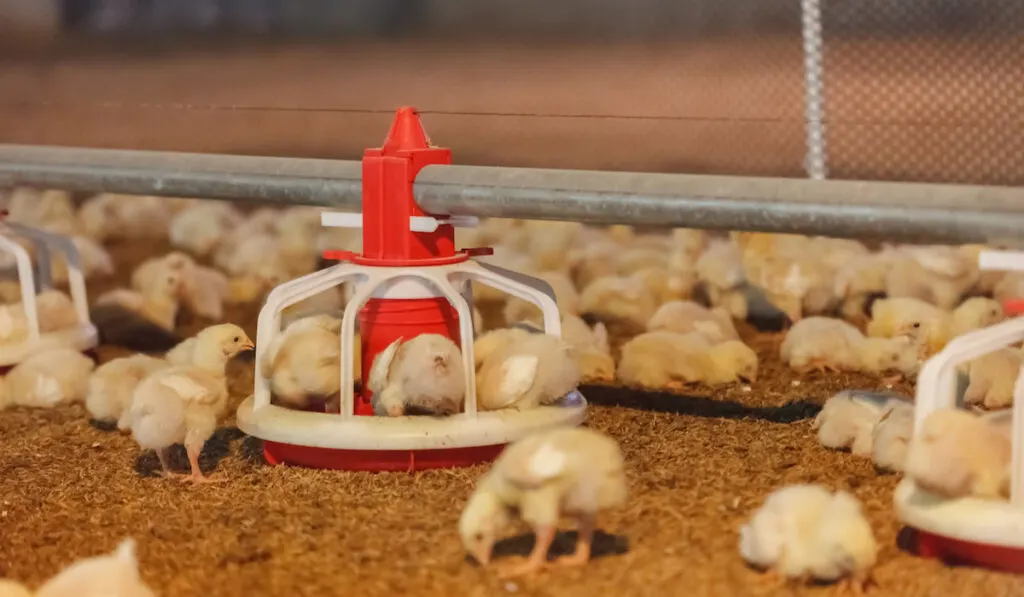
top-left (553, 515), bottom-right (594, 568)
top-left (180, 471), bottom-right (224, 485)
top-left (497, 525), bottom-right (556, 579)
top-left (181, 445), bottom-right (223, 484)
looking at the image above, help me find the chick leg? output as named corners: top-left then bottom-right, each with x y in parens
top-left (154, 448), bottom-right (184, 479)
top-left (498, 525), bottom-right (556, 579)
top-left (554, 514), bottom-right (594, 567)
top-left (180, 443), bottom-right (223, 484)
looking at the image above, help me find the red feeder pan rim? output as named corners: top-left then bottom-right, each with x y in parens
top-left (1003, 298), bottom-right (1024, 316)
top-left (911, 527), bottom-right (1024, 573)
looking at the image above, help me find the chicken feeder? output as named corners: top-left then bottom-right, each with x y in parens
top-left (236, 107), bottom-right (587, 472)
top-left (0, 216), bottom-right (98, 365)
top-left (893, 249), bottom-right (1024, 572)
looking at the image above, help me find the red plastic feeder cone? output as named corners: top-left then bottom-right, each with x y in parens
top-left (237, 107), bottom-right (587, 472)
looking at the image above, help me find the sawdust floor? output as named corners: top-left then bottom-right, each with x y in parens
top-left (1, 238), bottom-right (1023, 597)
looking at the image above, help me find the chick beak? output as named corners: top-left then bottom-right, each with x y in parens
top-left (241, 339), bottom-right (256, 351)
top-left (472, 541), bottom-right (494, 567)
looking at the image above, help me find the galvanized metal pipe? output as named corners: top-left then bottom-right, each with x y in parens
top-left (2, 144), bottom-right (1024, 245)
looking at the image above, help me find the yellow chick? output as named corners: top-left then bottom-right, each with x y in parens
top-left (695, 238), bottom-right (748, 320)
top-left (367, 333), bottom-right (466, 417)
top-left (511, 220), bottom-right (583, 273)
top-left (867, 296), bottom-right (950, 355)
top-left (133, 252), bottom-right (228, 321)
top-left (559, 314), bottom-right (615, 383)
top-left (459, 427), bottom-right (627, 577)
top-left (130, 325), bottom-right (253, 482)
top-left (885, 245), bottom-right (979, 310)
top-left (95, 268), bottom-right (183, 332)
top-left (3, 347), bottom-right (95, 408)
top-left (963, 348), bottom-right (1021, 410)
top-left (473, 327), bottom-right (535, 370)
top-left (578, 275), bottom-right (657, 333)
top-left (6, 188), bottom-right (78, 235)
top-left (812, 390), bottom-right (910, 456)
top-left (86, 354), bottom-right (171, 431)
top-left (780, 317), bottom-right (916, 375)
top-left (629, 265), bottom-right (696, 306)
top-left (950, 297), bottom-right (1005, 339)
top-left (871, 403), bottom-right (916, 473)
top-left (832, 250), bottom-right (896, 323)
top-left (475, 332), bottom-right (580, 411)
top-left (567, 240), bottom-right (620, 290)
top-left (646, 300), bottom-right (740, 344)
top-left (211, 209), bottom-right (280, 272)
top-left (33, 538), bottom-right (156, 597)
top-left (77, 193), bottom-right (171, 242)
top-left (276, 206), bottom-right (324, 276)
top-left (502, 271), bottom-right (580, 325)
top-left (670, 228), bottom-right (709, 265)
top-left (904, 409), bottom-right (1011, 499)
top-left (0, 289), bottom-right (80, 344)
top-left (617, 331), bottom-right (758, 388)
top-left (261, 315), bottom-right (343, 411)
top-left (168, 201), bottom-right (244, 257)
top-left (739, 484), bottom-right (877, 591)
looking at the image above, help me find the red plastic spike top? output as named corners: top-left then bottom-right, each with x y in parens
top-left (360, 107), bottom-right (455, 264)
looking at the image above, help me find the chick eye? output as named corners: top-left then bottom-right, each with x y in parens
top-left (912, 322), bottom-right (921, 329)
top-left (474, 533), bottom-right (483, 541)
top-left (233, 336), bottom-right (240, 342)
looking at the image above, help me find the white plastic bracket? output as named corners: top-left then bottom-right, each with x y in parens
top-left (979, 249), bottom-right (1024, 273)
top-left (409, 215), bottom-right (479, 233)
top-left (321, 212), bottom-right (363, 229)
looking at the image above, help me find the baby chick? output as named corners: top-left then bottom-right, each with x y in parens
top-left (962, 348), bottom-right (1022, 410)
top-left (475, 332), bottom-right (580, 411)
top-left (367, 333), bottom-right (466, 417)
top-left (47, 236), bottom-right (116, 285)
top-left (95, 269), bottom-right (183, 332)
top-left (886, 245), bottom-right (979, 310)
top-left (833, 251), bottom-right (895, 323)
top-left (460, 427), bottom-right (627, 577)
top-left (6, 188), bottom-right (78, 235)
top-left (696, 238), bottom-right (749, 320)
top-left (168, 201), bottom-right (244, 257)
top-left (473, 327), bottom-right (535, 370)
top-left (578, 275), bottom-right (658, 334)
top-left (903, 408), bottom-right (1011, 499)
top-left (781, 317), bottom-right (916, 376)
top-left (34, 538), bottom-right (156, 597)
top-left (78, 193), bottom-right (171, 243)
top-left (617, 331), bottom-right (758, 389)
top-left (0, 289), bottom-right (80, 344)
top-left (559, 314), bottom-right (615, 383)
top-left (812, 390), bottom-right (912, 457)
top-left (502, 271), bottom-right (580, 325)
top-left (130, 324), bottom-right (253, 482)
top-left (0, 579), bottom-right (31, 597)
top-left (646, 300), bottom-right (740, 344)
top-left (3, 348), bottom-right (95, 408)
top-left (950, 296), bottom-right (1005, 339)
top-left (133, 252), bottom-right (228, 321)
top-left (739, 484), bottom-right (877, 591)
top-left (870, 403), bottom-right (916, 473)
top-left (86, 354), bottom-right (171, 431)
top-left (261, 315), bottom-right (343, 411)
top-left (867, 297), bottom-right (950, 355)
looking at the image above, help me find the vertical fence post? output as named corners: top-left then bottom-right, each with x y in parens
top-left (800, 0), bottom-right (828, 180)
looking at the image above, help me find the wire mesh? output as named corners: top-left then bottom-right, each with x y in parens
top-left (821, 0), bottom-right (1024, 185)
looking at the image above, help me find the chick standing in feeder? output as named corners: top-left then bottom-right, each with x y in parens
top-left (129, 324), bottom-right (253, 483)
top-left (86, 354), bottom-right (172, 431)
top-left (367, 333), bottom-right (466, 417)
top-left (739, 484), bottom-right (877, 591)
top-left (261, 315), bottom-right (346, 411)
top-left (33, 538), bottom-right (156, 597)
top-left (475, 332), bottom-right (581, 411)
top-left (460, 427), bottom-right (628, 578)
top-left (903, 409), bottom-right (1012, 499)
top-left (2, 348), bottom-right (95, 409)
top-left (617, 331), bottom-right (758, 389)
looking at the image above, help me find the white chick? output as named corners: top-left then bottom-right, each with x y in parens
top-left (630, 265), bottom-right (696, 306)
top-left (781, 317), bottom-right (916, 376)
top-left (812, 390), bottom-right (911, 456)
top-left (6, 188), bottom-right (78, 234)
top-left (34, 538), bottom-right (156, 597)
top-left (739, 484), bottom-right (877, 590)
top-left (261, 317), bottom-right (342, 411)
top-left (502, 271), bottom-right (580, 325)
top-left (4, 348), bottom-right (95, 408)
top-left (870, 403), bottom-right (916, 473)
top-left (459, 427), bottom-right (627, 577)
top-left (886, 245), bottom-right (979, 310)
top-left (617, 331), bottom-right (758, 388)
top-left (963, 348), bottom-right (1021, 410)
top-left (578, 275), bottom-right (658, 332)
top-left (904, 409), bottom-right (1011, 499)
top-left (833, 250), bottom-right (895, 322)
top-left (950, 296), bottom-right (1005, 339)
top-left (212, 209), bottom-right (280, 271)
top-left (78, 193), bottom-right (170, 242)
top-left (696, 238), bottom-right (748, 320)
top-left (646, 300), bottom-right (740, 344)
top-left (86, 354), bottom-right (171, 431)
top-left (95, 268), bottom-right (182, 332)
top-left (475, 332), bottom-right (580, 411)
top-left (168, 201), bottom-right (244, 257)
top-left (130, 324), bottom-right (253, 482)
top-left (367, 333), bottom-right (466, 416)
top-left (0, 289), bottom-right (80, 344)
top-left (133, 252), bottom-right (228, 321)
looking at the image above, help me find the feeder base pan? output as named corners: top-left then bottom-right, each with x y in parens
top-left (237, 390), bottom-right (588, 472)
top-left (894, 479), bottom-right (1024, 572)
top-left (0, 323), bottom-right (98, 367)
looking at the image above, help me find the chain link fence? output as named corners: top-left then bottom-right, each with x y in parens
top-left (819, 0), bottom-right (1024, 185)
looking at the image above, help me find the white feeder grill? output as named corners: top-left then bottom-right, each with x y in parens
top-left (894, 249), bottom-right (1024, 558)
top-left (236, 211), bottom-right (586, 455)
top-left (0, 221), bottom-right (97, 365)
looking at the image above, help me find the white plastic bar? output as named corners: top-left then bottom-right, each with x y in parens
top-left (979, 249), bottom-right (1024, 272)
top-left (4, 222), bottom-right (90, 324)
top-left (800, 0), bottom-right (828, 180)
top-left (1014, 370), bottom-right (1024, 507)
top-left (0, 233), bottom-right (40, 342)
top-left (460, 261), bottom-right (563, 338)
top-left (320, 211), bottom-right (363, 229)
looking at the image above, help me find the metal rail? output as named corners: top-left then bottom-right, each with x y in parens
top-left (2, 144), bottom-right (1024, 245)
